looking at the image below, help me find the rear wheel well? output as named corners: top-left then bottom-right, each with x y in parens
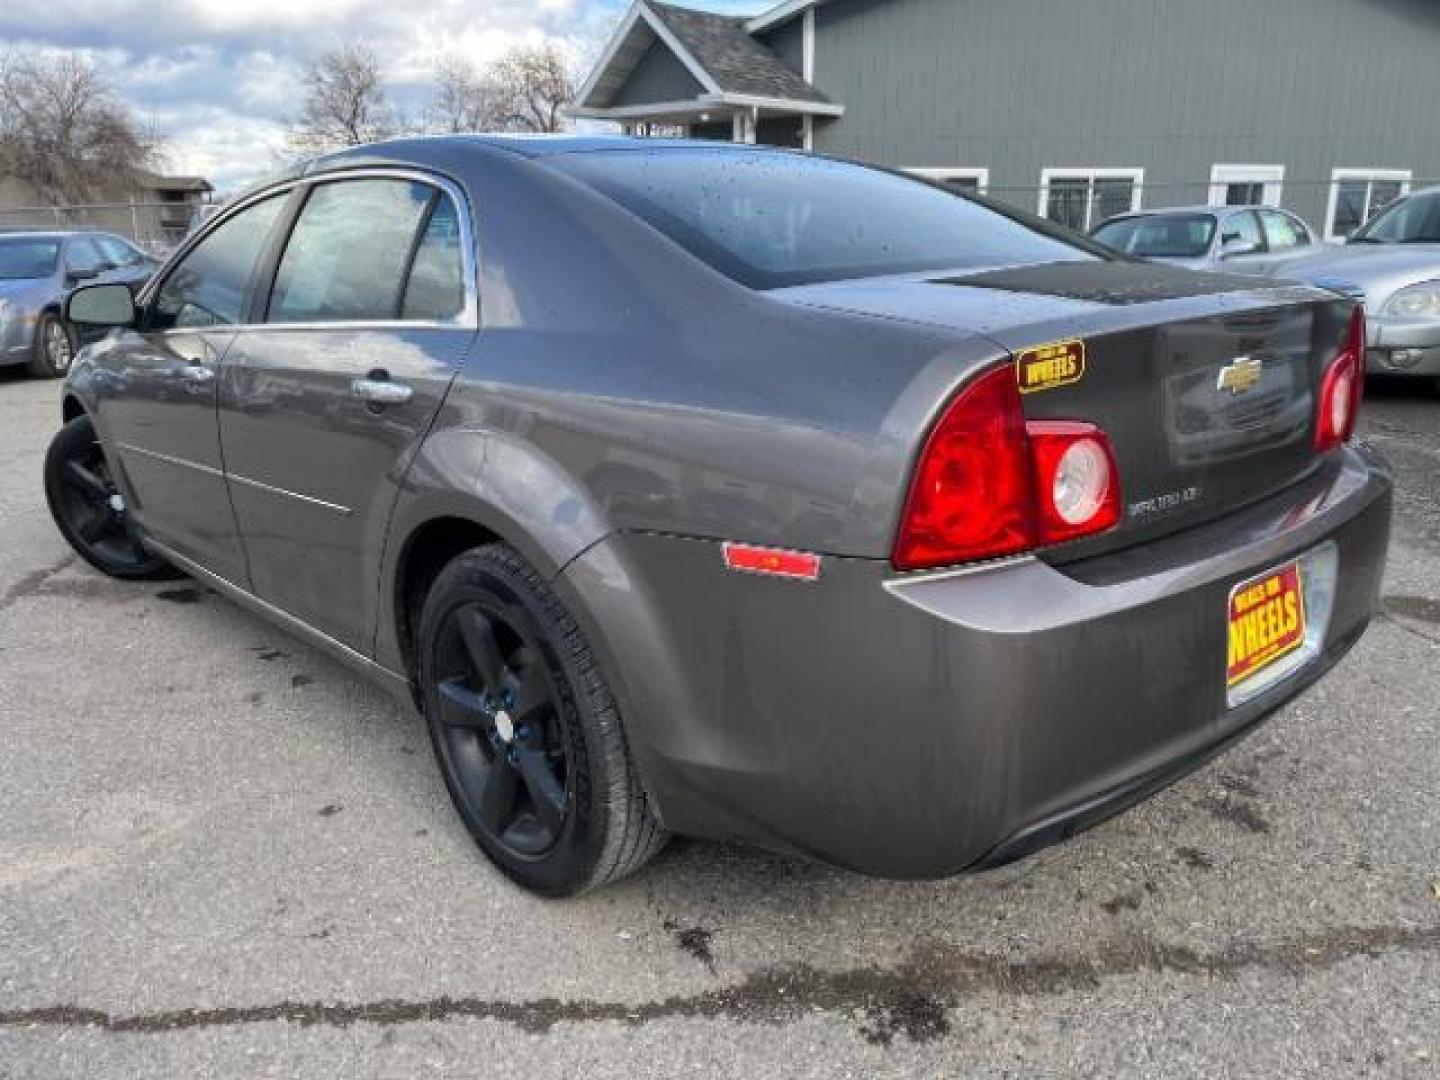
top-left (396, 517), bottom-right (499, 678)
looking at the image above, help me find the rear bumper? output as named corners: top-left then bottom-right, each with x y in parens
top-left (559, 444), bottom-right (1392, 878)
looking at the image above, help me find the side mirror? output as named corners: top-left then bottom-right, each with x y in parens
top-left (1221, 236), bottom-right (1260, 258)
top-left (66, 283), bottom-right (137, 328)
top-left (66, 266), bottom-right (100, 283)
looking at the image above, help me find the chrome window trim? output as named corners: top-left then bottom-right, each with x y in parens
top-left (143, 165), bottom-right (481, 336)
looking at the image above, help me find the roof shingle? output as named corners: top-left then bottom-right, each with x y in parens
top-left (646, 1), bottom-right (830, 104)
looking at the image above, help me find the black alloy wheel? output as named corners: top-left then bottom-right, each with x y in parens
top-left (43, 415), bottom-right (178, 580)
top-left (434, 600), bottom-right (571, 857)
top-left (418, 545), bottom-right (666, 895)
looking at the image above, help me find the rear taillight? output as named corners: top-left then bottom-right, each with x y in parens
top-left (893, 364), bottom-right (1121, 571)
top-left (1027, 421), bottom-right (1121, 545)
top-left (1315, 306), bottom-right (1365, 451)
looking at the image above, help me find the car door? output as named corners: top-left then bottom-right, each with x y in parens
top-left (218, 172), bottom-right (477, 651)
top-left (61, 236), bottom-right (109, 289)
top-left (93, 192), bottom-right (292, 584)
top-left (1214, 210), bottom-right (1270, 272)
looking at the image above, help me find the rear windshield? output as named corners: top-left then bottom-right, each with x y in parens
top-left (0, 238), bottom-right (61, 280)
top-left (1092, 214), bottom-right (1217, 258)
top-left (550, 149), bottom-right (1100, 289)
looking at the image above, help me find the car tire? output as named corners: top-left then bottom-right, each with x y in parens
top-left (418, 543), bottom-right (667, 896)
top-left (28, 311), bottom-right (75, 379)
top-left (44, 415), bottom-right (181, 580)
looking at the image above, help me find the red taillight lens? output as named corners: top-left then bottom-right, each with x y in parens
top-left (893, 365), bottom-right (1122, 571)
top-left (892, 365), bottom-right (1035, 570)
top-left (1315, 306), bottom-right (1366, 451)
top-left (1027, 421), bottom-right (1121, 545)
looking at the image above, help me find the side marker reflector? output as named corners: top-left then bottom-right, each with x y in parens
top-left (721, 543), bottom-right (822, 581)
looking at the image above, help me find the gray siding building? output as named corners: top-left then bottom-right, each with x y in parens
top-left (572, 0), bottom-right (1440, 240)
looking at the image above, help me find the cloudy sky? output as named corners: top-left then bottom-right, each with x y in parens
top-left (0, 0), bottom-right (759, 193)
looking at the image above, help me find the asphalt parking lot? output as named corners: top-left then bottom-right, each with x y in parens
top-left (1, 370), bottom-right (1437, 1078)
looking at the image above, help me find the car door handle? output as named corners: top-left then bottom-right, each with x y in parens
top-left (350, 378), bottom-right (413, 406)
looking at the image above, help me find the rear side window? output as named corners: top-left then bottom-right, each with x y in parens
top-left (268, 179), bottom-right (449, 323)
top-left (550, 149), bottom-right (1098, 289)
top-left (154, 194), bottom-right (287, 329)
top-left (96, 236), bottom-right (147, 267)
top-left (401, 196), bottom-right (465, 321)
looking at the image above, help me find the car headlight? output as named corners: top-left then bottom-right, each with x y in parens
top-left (1383, 281), bottom-right (1440, 319)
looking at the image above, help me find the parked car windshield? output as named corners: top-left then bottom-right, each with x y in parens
top-left (551, 149), bottom-right (1101, 289)
top-left (1351, 191), bottom-right (1440, 244)
top-left (1091, 214), bottom-right (1216, 258)
top-left (0, 238), bottom-right (61, 280)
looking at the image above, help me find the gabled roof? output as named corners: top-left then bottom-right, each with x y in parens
top-left (647, 2), bottom-right (827, 104)
top-left (572, 0), bottom-right (840, 118)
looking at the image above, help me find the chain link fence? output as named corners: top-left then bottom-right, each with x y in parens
top-left (0, 201), bottom-right (211, 254)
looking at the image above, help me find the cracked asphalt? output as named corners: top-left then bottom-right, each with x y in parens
top-left (1, 370), bottom-right (1437, 1078)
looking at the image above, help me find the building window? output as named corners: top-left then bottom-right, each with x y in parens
top-left (1325, 169), bottom-right (1411, 242)
top-left (906, 168), bottom-right (989, 196)
top-left (1039, 169), bottom-right (1143, 232)
top-left (1209, 164), bottom-right (1285, 208)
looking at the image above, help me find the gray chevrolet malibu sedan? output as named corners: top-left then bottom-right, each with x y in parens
top-left (47, 136), bottom-right (1392, 895)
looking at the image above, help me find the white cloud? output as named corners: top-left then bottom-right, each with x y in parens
top-left (0, 0), bottom-right (765, 189)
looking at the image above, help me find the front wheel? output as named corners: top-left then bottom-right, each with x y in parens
top-left (44, 415), bottom-right (180, 580)
top-left (28, 312), bottom-right (75, 378)
top-left (418, 544), bottom-right (667, 896)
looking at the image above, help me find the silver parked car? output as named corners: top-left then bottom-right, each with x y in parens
top-left (0, 231), bottom-right (158, 378)
top-left (1091, 205), bottom-right (1320, 274)
top-left (1260, 186), bottom-right (1440, 388)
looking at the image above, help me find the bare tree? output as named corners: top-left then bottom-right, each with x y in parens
top-left (290, 43), bottom-right (393, 154)
top-left (487, 42), bottom-right (575, 134)
top-left (0, 50), bottom-right (156, 204)
top-left (431, 54), bottom-right (499, 133)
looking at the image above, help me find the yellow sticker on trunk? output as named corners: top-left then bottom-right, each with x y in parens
top-left (1017, 340), bottom-right (1085, 394)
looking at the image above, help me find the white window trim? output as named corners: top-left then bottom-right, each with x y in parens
top-left (1324, 168), bottom-right (1413, 243)
top-left (1038, 168), bottom-right (1144, 232)
top-left (907, 168), bottom-right (990, 195)
top-left (1208, 164), bottom-right (1286, 208)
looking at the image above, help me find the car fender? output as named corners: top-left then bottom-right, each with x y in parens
top-left (373, 424), bottom-right (614, 673)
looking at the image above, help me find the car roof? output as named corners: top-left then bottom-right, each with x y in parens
top-left (0, 231), bottom-right (74, 242)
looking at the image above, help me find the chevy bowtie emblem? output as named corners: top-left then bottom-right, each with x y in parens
top-left (1216, 356), bottom-right (1263, 395)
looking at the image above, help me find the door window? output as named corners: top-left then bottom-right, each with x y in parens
top-left (401, 195), bottom-right (466, 321)
top-left (65, 238), bottom-right (107, 275)
top-left (96, 236), bottom-right (148, 268)
top-left (267, 179), bottom-right (446, 324)
top-left (1258, 211), bottom-right (1310, 252)
top-left (153, 194), bottom-right (287, 329)
top-left (1220, 211), bottom-right (1265, 252)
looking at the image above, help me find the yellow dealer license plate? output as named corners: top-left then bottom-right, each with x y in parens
top-left (1227, 561), bottom-right (1307, 688)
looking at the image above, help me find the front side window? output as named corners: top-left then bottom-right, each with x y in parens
top-left (1259, 211), bottom-right (1309, 252)
top-left (1040, 170), bottom-right (1143, 233)
top-left (552, 150), bottom-right (1098, 289)
top-left (96, 236), bottom-right (147, 268)
top-left (268, 179), bottom-right (449, 323)
top-left (65, 238), bottom-right (107, 274)
top-left (1220, 211), bottom-right (1265, 251)
top-left (1091, 214), bottom-right (1216, 258)
top-left (154, 194), bottom-right (287, 330)
top-left (1328, 171), bottom-right (1410, 241)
